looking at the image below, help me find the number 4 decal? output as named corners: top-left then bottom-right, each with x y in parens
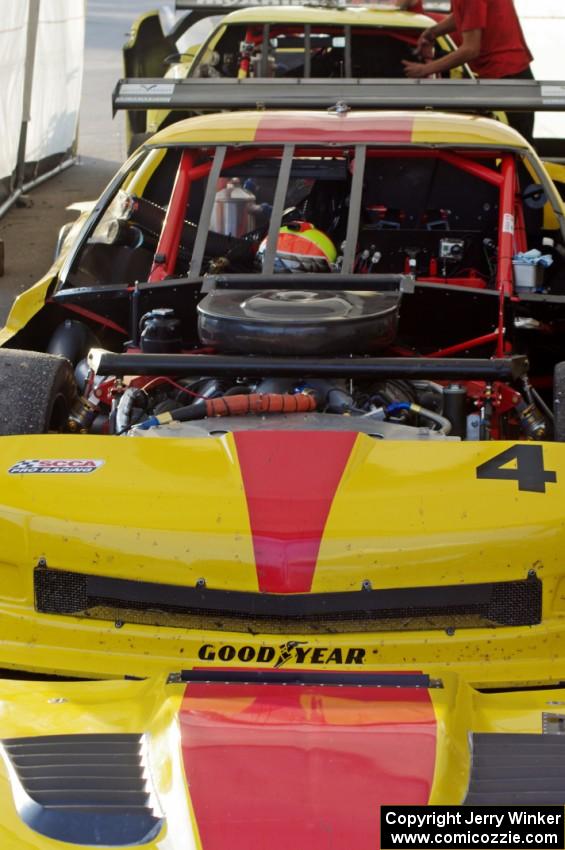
top-left (476, 445), bottom-right (557, 494)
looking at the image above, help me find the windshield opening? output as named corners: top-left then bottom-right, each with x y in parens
top-left (192, 21), bottom-right (454, 80)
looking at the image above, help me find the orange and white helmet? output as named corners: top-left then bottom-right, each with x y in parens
top-left (258, 221), bottom-right (337, 272)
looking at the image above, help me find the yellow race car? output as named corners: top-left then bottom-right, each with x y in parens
top-left (123, 0), bottom-right (468, 150)
top-left (2, 89), bottom-right (565, 847)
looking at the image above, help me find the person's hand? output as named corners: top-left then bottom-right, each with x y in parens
top-left (416, 27), bottom-right (436, 55)
top-left (402, 60), bottom-right (432, 78)
top-left (419, 39), bottom-right (434, 61)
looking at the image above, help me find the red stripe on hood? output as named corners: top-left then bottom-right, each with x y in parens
top-left (180, 682), bottom-right (436, 850)
top-left (234, 431), bottom-right (356, 593)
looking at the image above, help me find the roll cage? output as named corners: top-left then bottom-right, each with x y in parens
top-left (57, 135), bottom-right (563, 369)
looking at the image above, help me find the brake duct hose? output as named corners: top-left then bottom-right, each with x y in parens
top-left (135, 393), bottom-right (317, 431)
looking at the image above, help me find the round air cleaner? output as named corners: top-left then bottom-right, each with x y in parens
top-left (197, 289), bottom-right (400, 355)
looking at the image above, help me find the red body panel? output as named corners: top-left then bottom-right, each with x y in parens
top-left (234, 431), bottom-right (356, 593)
top-left (255, 114), bottom-right (414, 143)
top-left (180, 682), bottom-right (437, 850)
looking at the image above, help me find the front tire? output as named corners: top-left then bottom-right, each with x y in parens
top-left (0, 350), bottom-right (77, 435)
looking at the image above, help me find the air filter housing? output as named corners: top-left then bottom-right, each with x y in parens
top-left (197, 289), bottom-right (400, 355)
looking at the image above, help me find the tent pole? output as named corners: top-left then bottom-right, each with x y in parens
top-left (15, 0), bottom-right (40, 191)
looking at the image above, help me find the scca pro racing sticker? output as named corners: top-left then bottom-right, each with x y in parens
top-left (8, 459), bottom-right (105, 475)
top-left (198, 641), bottom-right (366, 668)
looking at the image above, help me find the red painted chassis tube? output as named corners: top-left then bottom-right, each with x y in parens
top-left (149, 149), bottom-right (196, 282)
top-left (496, 155), bottom-right (517, 355)
top-left (498, 155), bottom-right (516, 296)
top-left (366, 148), bottom-right (505, 184)
top-left (426, 332), bottom-right (499, 359)
top-left (57, 302), bottom-right (129, 336)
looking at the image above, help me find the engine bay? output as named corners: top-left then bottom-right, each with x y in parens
top-left (44, 297), bottom-right (547, 444)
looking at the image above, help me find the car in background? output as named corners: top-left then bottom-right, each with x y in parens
top-left (123, 0), bottom-right (467, 150)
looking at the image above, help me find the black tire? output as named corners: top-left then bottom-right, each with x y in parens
top-left (554, 361), bottom-right (565, 442)
top-left (0, 350), bottom-right (77, 435)
top-left (127, 132), bottom-right (152, 156)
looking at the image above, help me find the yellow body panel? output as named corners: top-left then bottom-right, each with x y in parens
top-left (0, 672), bottom-right (561, 848)
top-left (149, 108), bottom-right (530, 149)
top-left (0, 271), bottom-right (56, 346)
top-left (0, 434), bottom-right (563, 687)
top-left (1, 433), bottom-right (258, 593)
top-left (426, 678), bottom-right (565, 805)
top-left (123, 146), bottom-right (167, 195)
top-left (313, 436), bottom-right (565, 593)
top-left (0, 677), bottom-right (193, 850)
top-left (542, 159), bottom-right (565, 229)
top-left (545, 160), bottom-right (565, 186)
top-left (412, 111), bottom-right (529, 148)
top-left (218, 6), bottom-right (435, 27)
top-left (148, 111), bottom-right (262, 146)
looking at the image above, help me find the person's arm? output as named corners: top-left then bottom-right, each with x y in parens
top-left (413, 13), bottom-right (457, 57)
top-left (403, 28), bottom-right (481, 78)
top-left (419, 12), bottom-right (457, 44)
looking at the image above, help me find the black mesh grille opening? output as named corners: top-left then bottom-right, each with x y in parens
top-left (34, 567), bottom-right (542, 635)
top-left (1, 733), bottom-right (163, 846)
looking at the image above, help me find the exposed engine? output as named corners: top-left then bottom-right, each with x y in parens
top-left (81, 372), bottom-right (454, 441)
top-left (50, 291), bottom-right (548, 443)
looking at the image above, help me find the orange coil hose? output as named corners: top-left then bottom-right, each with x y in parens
top-left (205, 393), bottom-right (316, 418)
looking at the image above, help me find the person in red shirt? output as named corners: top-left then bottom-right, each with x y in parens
top-left (402, 0), bottom-right (534, 140)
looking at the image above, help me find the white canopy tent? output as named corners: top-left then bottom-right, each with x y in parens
top-left (516, 0), bottom-right (565, 140)
top-left (0, 0), bottom-right (85, 218)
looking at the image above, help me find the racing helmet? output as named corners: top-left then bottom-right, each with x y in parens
top-left (258, 221), bottom-right (337, 272)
